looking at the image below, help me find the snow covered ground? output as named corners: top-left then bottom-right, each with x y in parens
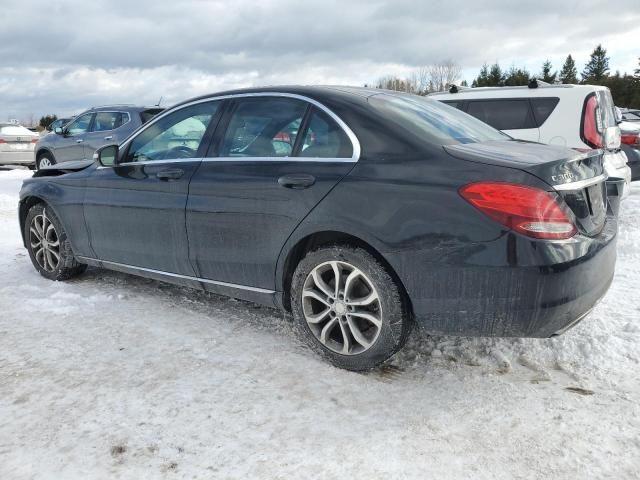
top-left (1, 168), bottom-right (639, 479)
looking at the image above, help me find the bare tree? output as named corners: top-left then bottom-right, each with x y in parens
top-left (427, 60), bottom-right (462, 92)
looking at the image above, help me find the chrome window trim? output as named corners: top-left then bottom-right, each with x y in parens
top-left (76, 256), bottom-right (276, 294)
top-left (117, 92), bottom-right (360, 164)
top-left (552, 173), bottom-right (608, 191)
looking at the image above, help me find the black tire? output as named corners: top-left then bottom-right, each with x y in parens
top-left (36, 152), bottom-right (56, 170)
top-left (24, 203), bottom-right (86, 281)
top-left (291, 245), bottom-right (412, 371)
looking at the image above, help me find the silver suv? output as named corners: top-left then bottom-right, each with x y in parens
top-left (34, 105), bottom-right (163, 169)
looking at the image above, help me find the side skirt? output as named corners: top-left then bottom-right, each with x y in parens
top-left (76, 256), bottom-right (282, 308)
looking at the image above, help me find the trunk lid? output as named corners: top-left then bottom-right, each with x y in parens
top-left (444, 140), bottom-right (608, 237)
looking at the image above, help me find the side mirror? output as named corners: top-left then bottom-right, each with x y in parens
top-left (94, 144), bottom-right (119, 167)
top-left (54, 127), bottom-right (63, 135)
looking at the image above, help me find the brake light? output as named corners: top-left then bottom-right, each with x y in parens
top-left (459, 182), bottom-right (577, 240)
top-left (581, 94), bottom-right (603, 148)
top-left (31, 138), bottom-right (38, 144)
top-left (621, 134), bottom-right (640, 146)
top-left (0, 139), bottom-right (6, 144)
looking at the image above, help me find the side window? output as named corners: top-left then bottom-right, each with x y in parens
top-left (219, 97), bottom-right (307, 157)
top-left (124, 101), bottom-right (219, 163)
top-left (466, 100), bottom-right (535, 130)
top-left (93, 112), bottom-right (127, 132)
top-left (66, 113), bottom-right (93, 136)
top-left (299, 109), bottom-right (353, 158)
top-left (531, 98), bottom-right (559, 126)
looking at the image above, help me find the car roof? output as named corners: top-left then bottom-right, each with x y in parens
top-left (89, 105), bottom-right (157, 112)
top-left (165, 85), bottom-right (390, 111)
top-left (429, 83), bottom-right (608, 99)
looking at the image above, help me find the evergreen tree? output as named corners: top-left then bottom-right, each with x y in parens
top-left (474, 63), bottom-right (490, 87)
top-left (560, 54), bottom-right (579, 84)
top-left (581, 44), bottom-right (610, 84)
top-left (503, 66), bottom-right (530, 86)
top-left (460, 79), bottom-right (468, 87)
top-left (487, 63), bottom-right (503, 86)
top-left (540, 59), bottom-right (557, 83)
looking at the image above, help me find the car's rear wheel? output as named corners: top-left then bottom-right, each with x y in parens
top-left (291, 245), bottom-right (412, 371)
top-left (24, 204), bottom-right (86, 281)
top-left (36, 153), bottom-right (55, 170)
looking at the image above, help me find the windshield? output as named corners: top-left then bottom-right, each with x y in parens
top-left (369, 93), bottom-right (509, 145)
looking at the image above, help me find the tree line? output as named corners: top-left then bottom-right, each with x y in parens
top-left (376, 45), bottom-right (640, 108)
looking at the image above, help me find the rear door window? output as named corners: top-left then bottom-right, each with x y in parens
top-left (219, 97), bottom-right (308, 158)
top-left (93, 112), bottom-right (128, 132)
top-left (531, 98), bottom-right (559, 126)
top-left (299, 109), bottom-right (353, 158)
top-left (466, 99), bottom-right (536, 130)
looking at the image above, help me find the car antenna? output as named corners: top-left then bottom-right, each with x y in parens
top-left (155, 96), bottom-right (163, 107)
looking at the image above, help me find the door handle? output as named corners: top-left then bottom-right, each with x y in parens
top-left (278, 174), bottom-right (316, 189)
top-left (76, 139), bottom-right (84, 143)
top-left (104, 136), bottom-right (113, 141)
top-left (156, 168), bottom-right (184, 181)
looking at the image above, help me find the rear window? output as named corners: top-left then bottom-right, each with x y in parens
top-left (140, 108), bottom-right (164, 124)
top-left (369, 94), bottom-right (507, 145)
top-left (466, 99), bottom-right (536, 130)
top-left (531, 98), bottom-right (559, 126)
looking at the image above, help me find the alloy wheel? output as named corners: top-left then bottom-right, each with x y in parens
top-left (302, 260), bottom-right (382, 355)
top-left (29, 210), bottom-right (60, 272)
top-left (39, 157), bottom-right (52, 169)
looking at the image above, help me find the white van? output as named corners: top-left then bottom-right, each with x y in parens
top-left (431, 83), bottom-right (631, 198)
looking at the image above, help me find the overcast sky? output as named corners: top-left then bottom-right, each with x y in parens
top-left (1, 0), bottom-right (639, 122)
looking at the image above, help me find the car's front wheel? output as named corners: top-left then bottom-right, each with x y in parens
top-left (24, 204), bottom-right (86, 281)
top-left (36, 153), bottom-right (56, 170)
top-left (291, 245), bottom-right (412, 371)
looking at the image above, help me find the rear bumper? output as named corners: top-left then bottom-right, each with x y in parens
top-left (392, 218), bottom-right (617, 338)
top-left (0, 151), bottom-right (35, 165)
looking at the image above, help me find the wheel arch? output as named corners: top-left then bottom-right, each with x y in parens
top-left (35, 147), bottom-right (55, 162)
top-left (278, 230), bottom-right (413, 316)
top-left (19, 196), bottom-right (47, 246)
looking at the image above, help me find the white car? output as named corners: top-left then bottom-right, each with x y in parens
top-left (431, 83), bottom-right (631, 199)
top-left (0, 123), bottom-right (40, 167)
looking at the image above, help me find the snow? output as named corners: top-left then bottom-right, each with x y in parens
top-left (1, 168), bottom-right (639, 479)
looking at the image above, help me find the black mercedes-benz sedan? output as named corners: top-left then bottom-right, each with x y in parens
top-left (18, 86), bottom-right (616, 370)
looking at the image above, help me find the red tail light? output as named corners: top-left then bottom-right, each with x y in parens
top-left (581, 94), bottom-right (603, 149)
top-left (459, 182), bottom-right (577, 240)
top-left (31, 138), bottom-right (38, 144)
top-left (621, 134), bottom-right (640, 146)
top-left (0, 139), bottom-right (7, 144)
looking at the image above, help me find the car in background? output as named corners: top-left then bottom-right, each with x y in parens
top-left (620, 120), bottom-right (640, 181)
top-left (34, 105), bottom-right (164, 170)
top-left (620, 109), bottom-right (640, 123)
top-left (0, 123), bottom-right (40, 167)
top-left (19, 86), bottom-right (617, 370)
top-left (431, 83), bottom-right (631, 206)
top-left (46, 117), bottom-right (74, 133)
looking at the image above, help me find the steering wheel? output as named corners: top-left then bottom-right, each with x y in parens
top-left (164, 145), bottom-right (196, 159)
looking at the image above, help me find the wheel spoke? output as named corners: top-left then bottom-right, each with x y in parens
top-left (302, 288), bottom-right (331, 306)
top-left (330, 262), bottom-right (341, 298)
top-left (346, 291), bottom-right (378, 307)
top-left (311, 269), bottom-right (334, 299)
top-left (346, 316), bottom-right (373, 349)
top-left (44, 249), bottom-right (55, 271)
top-left (343, 269), bottom-right (360, 300)
top-left (306, 308), bottom-right (331, 324)
top-left (338, 320), bottom-right (352, 354)
top-left (348, 310), bottom-right (382, 328)
top-left (30, 226), bottom-right (42, 241)
top-left (34, 218), bottom-right (44, 238)
top-left (319, 317), bottom-right (338, 344)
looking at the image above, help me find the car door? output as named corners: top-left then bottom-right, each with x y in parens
top-left (82, 111), bottom-right (128, 159)
top-left (57, 113), bottom-right (94, 161)
top-left (466, 99), bottom-right (540, 142)
top-left (83, 100), bottom-right (222, 275)
top-left (186, 95), bottom-right (357, 290)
